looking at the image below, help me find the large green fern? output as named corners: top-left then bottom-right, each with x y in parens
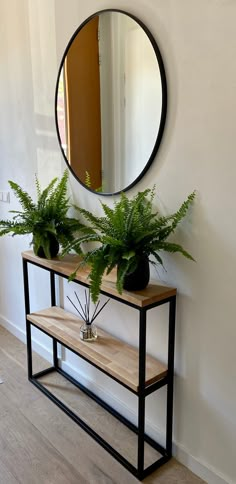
top-left (63, 188), bottom-right (196, 302)
top-left (0, 170), bottom-right (84, 258)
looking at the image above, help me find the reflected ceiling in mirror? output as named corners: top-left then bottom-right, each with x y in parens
top-left (55, 9), bottom-right (167, 195)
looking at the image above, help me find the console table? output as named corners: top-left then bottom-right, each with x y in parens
top-left (22, 250), bottom-right (176, 481)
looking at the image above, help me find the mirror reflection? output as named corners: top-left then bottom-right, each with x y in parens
top-left (56, 10), bottom-right (166, 194)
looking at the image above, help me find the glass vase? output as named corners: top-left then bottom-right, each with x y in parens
top-left (80, 322), bottom-right (97, 342)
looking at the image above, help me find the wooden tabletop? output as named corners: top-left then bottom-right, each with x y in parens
top-left (27, 306), bottom-right (168, 392)
top-left (22, 250), bottom-right (176, 308)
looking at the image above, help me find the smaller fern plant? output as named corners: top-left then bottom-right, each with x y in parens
top-left (63, 188), bottom-right (196, 303)
top-left (0, 170), bottom-right (84, 259)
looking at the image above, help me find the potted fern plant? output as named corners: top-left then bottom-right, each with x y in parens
top-left (64, 188), bottom-right (195, 302)
top-left (0, 170), bottom-right (83, 259)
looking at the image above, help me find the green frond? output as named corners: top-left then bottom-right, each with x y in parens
top-left (35, 174), bottom-right (41, 199)
top-left (100, 201), bottom-right (114, 221)
top-left (62, 239), bottom-right (84, 256)
top-left (148, 249), bottom-right (163, 266)
top-left (0, 228), bottom-right (13, 236)
top-left (8, 180), bottom-right (35, 212)
top-left (75, 233), bottom-right (102, 246)
top-left (37, 177), bottom-right (58, 209)
top-left (102, 235), bottom-right (124, 247)
top-left (78, 207), bottom-right (109, 233)
top-left (160, 191), bottom-right (196, 240)
top-left (88, 248), bottom-right (108, 302)
top-left (112, 193), bottom-right (129, 236)
top-left (106, 259), bottom-right (117, 275)
top-left (158, 241), bottom-right (195, 261)
top-left (0, 219), bottom-right (32, 236)
top-left (85, 171), bottom-right (91, 187)
top-left (116, 259), bottom-right (133, 294)
top-left (48, 170), bottom-right (69, 213)
top-left (68, 270), bottom-right (78, 282)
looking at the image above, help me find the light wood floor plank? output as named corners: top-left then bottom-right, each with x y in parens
top-left (0, 459), bottom-right (19, 484)
top-left (0, 391), bottom-right (87, 484)
top-left (0, 325), bottom-right (205, 483)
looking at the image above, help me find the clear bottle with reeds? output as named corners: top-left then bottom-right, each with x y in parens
top-left (67, 290), bottom-right (110, 342)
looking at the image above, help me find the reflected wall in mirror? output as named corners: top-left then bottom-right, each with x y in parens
top-left (55, 9), bottom-right (167, 195)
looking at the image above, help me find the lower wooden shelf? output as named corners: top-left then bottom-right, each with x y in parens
top-left (27, 306), bottom-right (168, 393)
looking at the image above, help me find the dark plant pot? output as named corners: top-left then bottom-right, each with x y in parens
top-left (33, 235), bottom-right (59, 259)
top-left (123, 255), bottom-right (150, 291)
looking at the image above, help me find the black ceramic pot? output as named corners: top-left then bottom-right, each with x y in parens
top-left (33, 234), bottom-right (59, 259)
top-left (123, 255), bottom-right (150, 291)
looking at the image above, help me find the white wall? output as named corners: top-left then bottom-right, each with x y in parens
top-left (0, 1), bottom-right (236, 483)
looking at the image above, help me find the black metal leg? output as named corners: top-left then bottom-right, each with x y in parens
top-left (26, 320), bottom-right (33, 378)
top-left (166, 296), bottom-right (176, 455)
top-left (22, 259), bottom-right (33, 379)
top-left (137, 309), bottom-right (147, 479)
top-left (53, 339), bottom-right (58, 369)
top-left (50, 271), bottom-right (56, 306)
top-left (22, 259), bottom-right (30, 315)
top-left (50, 272), bottom-right (58, 368)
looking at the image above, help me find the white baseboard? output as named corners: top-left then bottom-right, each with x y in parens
top-left (0, 314), bottom-right (52, 363)
top-left (173, 443), bottom-right (231, 484)
top-left (0, 315), bottom-right (231, 484)
top-left (0, 314), bottom-right (26, 344)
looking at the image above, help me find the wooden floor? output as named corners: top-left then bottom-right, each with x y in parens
top-left (0, 325), bottom-right (205, 484)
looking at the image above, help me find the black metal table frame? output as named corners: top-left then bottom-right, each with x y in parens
top-left (22, 256), bottom-right (176, 481)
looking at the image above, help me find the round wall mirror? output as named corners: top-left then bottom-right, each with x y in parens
top-left (55, 9), bottom-right (167, 195)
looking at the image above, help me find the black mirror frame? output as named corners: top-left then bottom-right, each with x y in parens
top-left (55, 8), bottom-right (167, 196)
